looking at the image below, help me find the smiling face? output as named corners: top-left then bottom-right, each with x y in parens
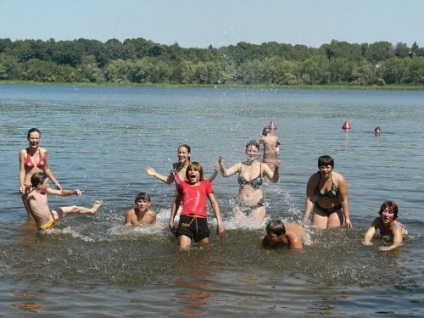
top-left (380, 207), bottom-right (395, 224)
top-left (177, 145), bottom-right (190, 164)
top-left (135, 198), bottom-right (150, 212)
top-left (28, 131), bottom-right (41, 149)
top-left (318, 164), bottom-right (333, 177)
top-left (245, 144), bottom-right (259, 162)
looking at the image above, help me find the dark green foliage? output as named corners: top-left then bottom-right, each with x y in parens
top-left (0, 37), bottom-right (423, 86)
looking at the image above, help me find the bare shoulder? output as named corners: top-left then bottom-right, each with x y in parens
top-left (147, 210), bottom-right (157, 216)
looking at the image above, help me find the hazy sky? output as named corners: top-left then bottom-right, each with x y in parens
top-left (1, 0), bottom-right (422, 48)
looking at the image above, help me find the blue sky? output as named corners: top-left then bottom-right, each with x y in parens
top-left (1, 0), bottom-right (423, 48)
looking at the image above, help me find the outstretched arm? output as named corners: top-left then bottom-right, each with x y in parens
top-left (380, 226), bottom-right (403, 251)
top-left (47, 187), bottom-right (82, 197)
top-left (218, 156), bottom-right (240, 177)
top-left (145, 166), bottom-right (175, 184)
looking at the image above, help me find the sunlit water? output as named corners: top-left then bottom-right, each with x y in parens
top-left (0, 84), bottom-right (423, 317)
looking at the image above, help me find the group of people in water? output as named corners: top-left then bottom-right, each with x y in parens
top-left (18, 124), bottom-right (406, 251)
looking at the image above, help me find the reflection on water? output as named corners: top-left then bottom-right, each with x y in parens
top-left (0, 85), bottom-right (423, 316)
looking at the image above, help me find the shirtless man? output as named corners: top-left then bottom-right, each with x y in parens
top-left (258, 127), bottom-right (280, 166)
top-left (262, 219), bottom-right (304, 250)
top-left (26, 172), bottom-right (102, 232)
top-left (124, 192), bottom-right (156, 225)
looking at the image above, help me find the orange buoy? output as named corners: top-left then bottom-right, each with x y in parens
top-left (342, 120), bottom-right (351, 130)
top-left (267, 120), bottom-right (277, 131)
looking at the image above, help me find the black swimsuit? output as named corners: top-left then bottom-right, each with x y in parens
top-left (314, 172), bottom-right (338, 198)
top-left (314, 172), bottom-right (340, 216)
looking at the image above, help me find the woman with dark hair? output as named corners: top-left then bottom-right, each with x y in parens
top-left (302, 155), bottom-right (352, 229)
top-left (145, 144), bottom-right (218, 185)
top-left (218, 140), bottom-right (279, 228)
top-left (363, 200), bottom-right (407, 251)
top-left (19, 128), bottom-right (61, 217)
top-left (145, 144), bottom-right (192, 185)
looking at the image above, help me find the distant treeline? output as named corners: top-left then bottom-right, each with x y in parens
top-left (1, 38), bottom-right (423, 86)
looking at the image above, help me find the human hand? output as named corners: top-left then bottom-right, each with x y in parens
top-left (19, 185), bottom-right (26, 194)
top-left (74, 189), bottom-right (82, 195)
top-left (218, 155), bottom-right (224, 165)
top-left (55, 183), bottom-right (62, 190)
top-left (216, 222), bottom-right (225, 238)
top-left (273, 160), bottom-right (280, 169)
top-left (145, 166), bottom-right (156, 176)
top-left (345, 219), bottom-right (353, 229)
top-left (168, 220), bottom-right (175, 233)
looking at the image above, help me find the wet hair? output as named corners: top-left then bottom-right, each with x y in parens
top-left (374, 127), bottom-right (381, 132)
top-left (27, 128), bottom-right (41, 139)
top-left (245, 139), bottom-right (260, 150)
top-left (186, 162), bottom-right (204, 181)
top-left (378, 200), bottom-right (398, 220)
top-left (317, 155), bottom-right (334, 168)
top-left (31, 172), bottom-right (48, 188)
top-left (266, 219), bottom-right (286, 236)
top-left (135, 192), bottom-right (151, 203)
top-left (262, 128), bottom-right (271, 136)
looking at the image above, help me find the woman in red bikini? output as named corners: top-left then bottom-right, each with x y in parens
top-left (19, 128), bottom-right (61, 217)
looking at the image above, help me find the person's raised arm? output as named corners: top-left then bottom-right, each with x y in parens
top-left (145, 166), bottom-right (175, 184)
top-left (208, 161), bottom-right (220, 182)
top-left (218, 156), bottom-right (240, 177)
top-left (263, 160), bottom-right (280, 183)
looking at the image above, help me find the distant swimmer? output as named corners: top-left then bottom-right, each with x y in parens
top-left (363, 200), bottom-right (407, 251)
top-left (374, 127), bottom-right (381, 136)
top-left (262, 219), bottom-right (304, 250)
top-left (25, 172), bottom-right (102, 233)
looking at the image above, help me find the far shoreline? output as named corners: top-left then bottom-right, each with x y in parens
top-left (1, 80), bottom-right (423, 91)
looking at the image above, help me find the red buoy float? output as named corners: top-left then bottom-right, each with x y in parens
top-left (342, 120), bottom-right (351, 130)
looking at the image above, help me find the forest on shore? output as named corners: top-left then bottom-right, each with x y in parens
top-left (0, 37), bottom-right (423, 87)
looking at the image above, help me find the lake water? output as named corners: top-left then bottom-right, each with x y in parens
top-left (0, 84), bottom-right (423, 317)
